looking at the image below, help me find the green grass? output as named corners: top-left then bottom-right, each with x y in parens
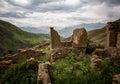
top-left (50, 54), bottom-right (120, 84)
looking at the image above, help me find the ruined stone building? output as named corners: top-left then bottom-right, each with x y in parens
top-left (107, 20), bottom-right (120, 48)
top-left (92, 19), bottom-right (120, 66)
top-left (50, 27), bottom-right (87, 61)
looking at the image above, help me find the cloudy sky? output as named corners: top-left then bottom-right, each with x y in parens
top-left (0, 0), bottom-right (120, 29)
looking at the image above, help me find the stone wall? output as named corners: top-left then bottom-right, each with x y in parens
top-left (50, 27), bottom-right (87, 61)
top-left (61, 41), bottom-right (72, 47)
top-left (50, 27), bottom-right (62, 50)
top-left (72, 28), bottom-right (87, 48)
top-left (107, 20), bottom-right (120, 48)
top-left (92, 19), bottom-right (120, 66)
top-left (37, 62), bottom-right (51, 84)
top-left (117, 32), bottom-right (120, 48)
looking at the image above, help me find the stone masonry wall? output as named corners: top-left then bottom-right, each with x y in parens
top-left (50, 27), bottom-right (62, 50)
top-left (107, 20), bottom-right (120, 48)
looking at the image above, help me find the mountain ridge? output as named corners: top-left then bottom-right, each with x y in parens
top-left (0, 20), bottom-right (49, 56)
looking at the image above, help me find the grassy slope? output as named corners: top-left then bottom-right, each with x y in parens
top-left (88, 27), bottom-right (106, 46)
top-left (0, 20), bottom-right (49, 55)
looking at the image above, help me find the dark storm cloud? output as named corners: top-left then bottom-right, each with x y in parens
top-left (5, 0), bottom-right (63, 9)
top-left (82, 0), bottom-right (120, 6)
top-left (3, 0), bottom-right (80, 12)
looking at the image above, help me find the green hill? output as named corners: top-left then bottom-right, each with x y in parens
top-left (88, 27), bottom-right (106, 46)
top-left (0, 20), bottom-right (49, 56)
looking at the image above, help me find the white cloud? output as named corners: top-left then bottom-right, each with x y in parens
top-left (65, 0), bottom-right (81, 6)
top-left (10, 0), bottom-right (30, 6)
top-left (0, 0), bottom-right (120, 30)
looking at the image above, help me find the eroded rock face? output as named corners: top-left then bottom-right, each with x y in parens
top-left (113, 74), bottom-right (120, 84)
top-left (72, 28), bottom-right (87, 48)
top-left (37, 62), bottom-right (51, 84)
top-left (50, 27), bottom-right (62, 50)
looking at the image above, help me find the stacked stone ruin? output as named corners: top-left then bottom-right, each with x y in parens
top-left (50, 27), bottom-right (87, 62)
top-left (91, 19), bottom-right (120, 68)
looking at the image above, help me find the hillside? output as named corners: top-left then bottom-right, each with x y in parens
top-left (88, 27), bottom-right (106, 46)
top-left (0, 20), bottom-right (49, 56)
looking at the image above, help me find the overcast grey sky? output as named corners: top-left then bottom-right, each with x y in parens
top-left (0, 0), bottom-right (120, 29)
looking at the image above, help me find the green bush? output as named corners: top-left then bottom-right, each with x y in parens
top-left (0, 61), bottom-right (38, 84)
top-left (86, 39), bottom-right (104, 54)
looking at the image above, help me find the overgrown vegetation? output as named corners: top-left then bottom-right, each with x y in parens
top-left (86, 39), bottom-right (104, 54)
top-left (0, 60), bottom-right (38, 84)
top-left (50, 54), bottom-right (120, 84)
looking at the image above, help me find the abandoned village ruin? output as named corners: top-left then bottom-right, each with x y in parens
top-left (50, 27), bottom-right (87, 62)
top-left (0, 19), bottom-right (120, 84)
top-left (92, 19), bottom-right (120, 68)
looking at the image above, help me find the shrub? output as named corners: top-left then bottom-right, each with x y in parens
top-left (0, 60), bottom-right (38, 84)
top-left (86, 39), bottom-right (104, 54)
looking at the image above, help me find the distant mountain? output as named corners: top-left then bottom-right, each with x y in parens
top-left (20, 27), bottom-right (50, 34)
top-left (88, 27), bottom-right (106, 46)
top-left (58, 23), bottom-right (106, 38)
top-left (0, 20), bottom-right (49, 56)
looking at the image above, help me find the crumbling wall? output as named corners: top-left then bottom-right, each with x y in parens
top-left (92, 20), bottom-right (120, 66)
top-left (117, 32), bottom-right (120, 48)
top-left (50, 27), bottom-right (62, 50)
top-left (72, 28), bottom-right (87, 48)
top-left (107, 21), bottom-right (120, 48)
top-left (37, 62), bottom-right (51, 84)
top-left (61, 41), bottom-right (72, 47)
top-left (50, 27), bottom-right (87, 61)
